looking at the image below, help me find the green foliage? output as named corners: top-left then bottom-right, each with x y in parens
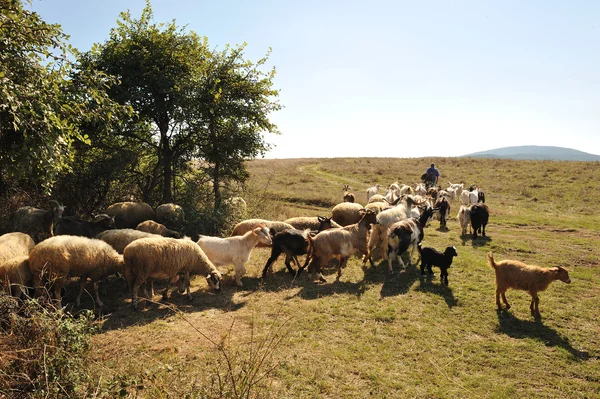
top-left (0, 0), bottom-right (130, 194)
top-left (0, 295), bottom-right (99, 398)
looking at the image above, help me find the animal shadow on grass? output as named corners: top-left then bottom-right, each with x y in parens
top-left (378, 260), bottom-right (420, 300)
top-left (459, 234), bottom-right (492, 247)
top-left (67, 277), bottom-right (243, 332)
top-left (495, 310), bottom-right (592, 361)
top-left (414, 275), bottom-right (458, 308)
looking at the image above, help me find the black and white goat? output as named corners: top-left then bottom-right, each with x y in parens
top-left (417, 243), bottom-right (458, 285)
top-left (386, 205), bottom-right (437, 273)
top-left (469, 203), bottom-right (489, 238)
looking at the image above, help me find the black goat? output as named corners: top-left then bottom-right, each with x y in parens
top-left (434, 197), bottom-right (450, 229)
top-left (418, 243), bottom-right (458, 285)
top-left (54, 214), bottom-right (116, 238)
top-left (262, 216), bottom-right (336, 278)
top-left (469, 204), bottom-right (489, 238)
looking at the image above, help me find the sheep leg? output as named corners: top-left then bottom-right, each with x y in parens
top-left (92, 281), bottom-right (104, 307)
top-left (131, 279), bottom-right (144, 310)
top-left (233, 263), bottom-right (246, 287)
top-left (76, 276), bottom-right (88, 307)
top-left (52, 278), bottom-right (65, 308)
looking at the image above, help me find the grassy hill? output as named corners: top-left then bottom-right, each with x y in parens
top-left (462, 145), bottom-right (600, 161)
top-left (39, 157), bottom-right (600, 397)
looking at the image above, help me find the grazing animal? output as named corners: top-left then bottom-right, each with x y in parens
top-left (418, 244), bottom-right (458, 285)
top-left (284, 216), bottom-right (341, 231)
top-left (331, 202), bottom-right (365, 226)
top-left (28, 235), bottom-right (125, 307)
top-left (54, 214), bottom-right (116, 238)
top-left (123, 237), bottom-right (222, 310)
top-left (198, 225), bottom-right (272, 287)
top-left (343, 184), bottom-right (355, 203)
top-left (434, 197), bottom-right (451, 229)
top-left (487, 252), bottom-right (571, 317)
top-left (457, 205), bottom-right (471, 236)
top-left (230, 219), bottom-right (294, 247)
top-left (12, 200), bottom-right (65, 242)
top-left (155, 203), bottom-right (186, 228)
top-left (366, 184), bottom-right (381, 202)
top-left (105, 201), bottom-right (156, 229)
top-left (136, 220), bottom-right (182, 238)
top-left (0, 232), bottom-right (35, 264)
top-left (386, 205), bottom-right (437, 273)
top-left (0, 256), bottom-right (32, 298)
top-left (304, 209), bottom-right (378, 282)
top-left (469, 204), bottom-right (489, 238)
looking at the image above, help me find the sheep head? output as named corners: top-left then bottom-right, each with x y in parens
top-left (206, 270), bottom-right (222, 291)
top-left (554, 266), bottom-right (571, 284)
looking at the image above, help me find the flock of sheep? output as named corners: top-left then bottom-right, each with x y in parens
top-left (0, 180), bottom-right (571, 317)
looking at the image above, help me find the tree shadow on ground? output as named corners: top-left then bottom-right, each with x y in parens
top-left (495, 310), bottom-right (593, 361)
top-left (413, 274), bottom-right (458, 308)
top-left (63, 276), bottom-right (243, 332)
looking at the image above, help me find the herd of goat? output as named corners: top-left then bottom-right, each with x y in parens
top-left (0, 180), bottom-right (570, 317)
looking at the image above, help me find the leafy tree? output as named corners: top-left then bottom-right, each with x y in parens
top-left (0, 0), bottom-right (128, 195)
top-left (191, 44), bottom-right (281, 207)
top-left (85, 1), bottom-right (281, 206)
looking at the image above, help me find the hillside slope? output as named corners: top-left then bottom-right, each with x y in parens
top-left (462, 145), bottom-right (600, 161)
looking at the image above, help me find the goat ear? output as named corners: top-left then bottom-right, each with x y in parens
top-left (318, 216), bottom-right (325, 222)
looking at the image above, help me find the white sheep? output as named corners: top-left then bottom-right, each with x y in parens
top-left (28, 235), bottom-right (125, 307)
top-left (197, 225), bottom-right (272, 287)
top-left (367, 194), bottom-right (388, 204)
top-left (0, 256), bottom-right (31, 298)
top-left (123, 237), bottom-right (222, 310)
top-left (0, 232), bottom-right (35, 264)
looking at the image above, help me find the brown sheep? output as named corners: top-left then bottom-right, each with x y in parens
top-left (155, 203), bottom-right (185, 228)
top-left (331, 202), bottom-right (365, 226)
top-left (105, 201), bottom-right (156, 229)
top-left (28, 235), bottom-right (125, 307)
top-left (0, 256), bottom-right (31, 298)
top-left (487, 253), bottom-right (571, 318)
top-left (0, 232), bottom-right (35, 263)
top-left (136, 220), bottom-right (182, 238)
top-left (283, 216), bottom-right (342, 231)
top-left (343, 184), bottom-right (355, 203)
top-left (123, 237), bottom-right (222, 310)
top-left (230, 219), bottom-right (294, 247)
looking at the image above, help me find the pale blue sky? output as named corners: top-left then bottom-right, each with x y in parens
top-left (29, 0), bottom-right (600, 158)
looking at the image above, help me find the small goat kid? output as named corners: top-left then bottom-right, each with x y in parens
top-left (487, 253), bottom-right (571, 317)
top-left (418, 244), bottom-right (458, 285)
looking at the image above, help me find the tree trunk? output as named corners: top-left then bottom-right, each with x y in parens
top-left (213, 160), bottom-right (221, 209)
top-left (159, 122), bottom-right (173, 204)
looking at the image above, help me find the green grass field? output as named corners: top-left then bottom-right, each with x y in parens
top-left (86, 157), bottom-right (600, 398)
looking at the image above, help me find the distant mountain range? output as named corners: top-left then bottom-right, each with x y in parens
top-left (461, 146), bottom-right (600, 161)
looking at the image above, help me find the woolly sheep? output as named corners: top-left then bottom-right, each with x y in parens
top-left (96, 228), bottom-right (161, 254)
top-left (367, 194), bottom-right (388, 204)
top-left (106, 201), bottom-right (156, 229)
top-left (123, 237), bottom-right (222, 309)
top-left (0, 232), bottom-right (35, 264)
top-left (136, 220), bottom-right (182, 238)
top-left (331, 202), bottom-right (365, 226)
top-left (304, 209), bottom-right (378, 282)
top-left (28, 235), bottom-right (125, 307)
top-left (487, 252), bottom-right (571, 317)
top-left (230, 219), bottom-right (294, 247)
top-left (0, 256), bottom-right (31, 298)
top-left (198, 225), bottom-right (272, 286)
top-left (283, 216), bottom-right (341, 231)
top-left (12, 200), bottom-right (65, 242)
top-left (364, 201), bottom-right (388, 215)
top-left (343, 184), bottom-right (355, 203)
top-left (155, 203), bottom-right (186, 228)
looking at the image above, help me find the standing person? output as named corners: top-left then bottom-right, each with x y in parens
top-left (424, 163), bottom-right (440, 187)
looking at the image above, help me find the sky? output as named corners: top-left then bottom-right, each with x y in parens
top-left (28, 0), bottom-right (600, 159)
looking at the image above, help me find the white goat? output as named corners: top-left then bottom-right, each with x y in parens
top-left (448, 182), bottom-right (464, 192)
top-left (460, 190), bottom-right (471, 206)
top-left (197, 225), bottom-right (272, 287)
top-left (457, 205), bottom-right (471, 236)
top-left (366, 184), bottom-right (381, 202)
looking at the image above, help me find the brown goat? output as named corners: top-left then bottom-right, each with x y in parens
top-left (487, 253), bottom-right (571, 317)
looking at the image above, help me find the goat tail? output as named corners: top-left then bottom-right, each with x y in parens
top-left (487, 252), bottom-right (497, 269)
